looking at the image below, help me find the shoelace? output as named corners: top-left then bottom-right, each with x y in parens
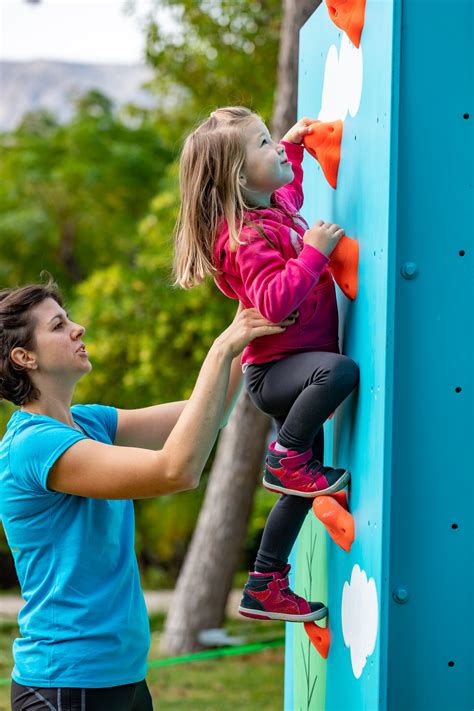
top-left (303, 457), bottom-right (325, 476)
top-left (280, 578), bottom-right (301, 602)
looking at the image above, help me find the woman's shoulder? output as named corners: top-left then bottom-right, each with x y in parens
top-left (4, 411), bottom-right (80, 453)
top-left (2, 410), bottom-right (60, 443)
top-left (0, 412), bottom-right (86, 498)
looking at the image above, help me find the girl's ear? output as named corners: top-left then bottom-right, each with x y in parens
top-left (10, 347), bottom-right (38, 371)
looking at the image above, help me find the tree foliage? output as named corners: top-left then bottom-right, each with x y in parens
top-left (143, 0), bottom-right (282, 140)
top-left (0, 91), bottom-right (170, 290)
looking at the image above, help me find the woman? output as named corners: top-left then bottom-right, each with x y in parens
top-left (0, 278), bottom-right (294, 711)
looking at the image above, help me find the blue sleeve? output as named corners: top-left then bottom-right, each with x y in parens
top-left (71, 404), bottom-right (118, 444)
top-left (100, 405), bottom-right (118, 442)
top-left (9, 422), bottom-right (87, 494)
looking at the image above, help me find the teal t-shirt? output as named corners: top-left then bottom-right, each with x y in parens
top-left (0, 405), bottom-right (150, 688)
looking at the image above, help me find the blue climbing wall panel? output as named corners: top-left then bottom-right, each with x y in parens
top-left (386, 0), bottom-right (473, 708)
top-left (284, 1), bottom-right (473, 709)
top-left (285, 1), bottom-right (395, 708)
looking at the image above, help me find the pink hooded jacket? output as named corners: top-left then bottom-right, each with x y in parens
top-left (213, 141), bottom-right (339, 366)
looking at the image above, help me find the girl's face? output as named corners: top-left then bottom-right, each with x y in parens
top-left (21, 298), bottom-right (92, 381)
top-left (241, 118), bottom-right (294, 205)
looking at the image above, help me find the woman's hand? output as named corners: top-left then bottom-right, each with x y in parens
top-left (303, 220), bottom-right (345, 258)
top-left (281, 117), bottom-right (319, 145)
top-left (213, 307), bottom-right (298, 359)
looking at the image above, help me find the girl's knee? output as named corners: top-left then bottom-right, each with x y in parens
top-left (335, 356), bottom-right (359, 392)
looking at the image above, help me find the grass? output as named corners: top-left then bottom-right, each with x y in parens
top-left (0, 615), bottom-right (285, 711)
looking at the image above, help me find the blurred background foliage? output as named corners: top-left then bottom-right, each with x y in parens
top-left (0, 0), bottom-right (282, 589)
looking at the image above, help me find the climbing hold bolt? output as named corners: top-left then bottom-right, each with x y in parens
top-left (393, 587), bottom-right (409, 604)
top-left (400, 262), bottom-right (418, 279)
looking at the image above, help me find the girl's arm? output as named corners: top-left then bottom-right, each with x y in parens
top-left (276, 141), bottom-right (305, 211)
top-left (47, 309), bottom-right (289, 500)
top-left (276, 117), bottom-right (317, 210)
top-left (236, 234), bottom-right (328, 323)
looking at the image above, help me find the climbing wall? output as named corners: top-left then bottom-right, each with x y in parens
top-left (284, 3), bottom-right (394, 708)
top-left (386, 0), bottom-right (473, 707)
top-left (284, 1), bottom-right (473, 709)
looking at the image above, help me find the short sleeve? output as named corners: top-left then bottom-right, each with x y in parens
top-left (97, 405), bottom-right (118, 442)
top-left (72, 404), bottom-right (118, 444)
top-left (8, 422), bottom-right (87, 494)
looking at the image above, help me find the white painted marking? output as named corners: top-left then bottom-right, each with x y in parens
top-left (341, 564), bottom-right (378, 679)
top-left (318, 34), bottom-right (363, 122)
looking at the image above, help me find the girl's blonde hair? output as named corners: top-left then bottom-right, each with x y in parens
top-left (173, 106), bottom-right (260, 288)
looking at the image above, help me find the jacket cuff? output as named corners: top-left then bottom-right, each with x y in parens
top-left (298, 243), bottom-right (329, 277)
top-left (281, 140), bottom-right (305, 162)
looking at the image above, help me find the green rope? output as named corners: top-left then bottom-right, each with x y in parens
top-left (147, 637), bottom-right (285, 669)
top-left (0, 637), bottom-right (285, 686)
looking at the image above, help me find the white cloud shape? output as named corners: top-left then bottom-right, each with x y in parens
top-left (318, 34), bottom-right (363, 122)
top-left (341, 564), bottom-right (378, 679)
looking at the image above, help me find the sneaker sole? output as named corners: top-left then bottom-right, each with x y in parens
top-left (262, 470), bottom-right (350, 498)
top-left (238, 605), bottom-right (328, 622)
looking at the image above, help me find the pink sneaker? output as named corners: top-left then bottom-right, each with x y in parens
top-left (263, 441), bottom-right (350, 497)
top-left (238, 565), bottom-right (327, 622)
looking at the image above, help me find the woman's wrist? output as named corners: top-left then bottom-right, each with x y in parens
top-left (208, 338), bottom-right (235, 365)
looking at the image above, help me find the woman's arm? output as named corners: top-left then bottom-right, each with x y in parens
top-left (47, 309), bottom-right (290, 500)
top-left (115, 303), bottom-right (244, 449)
top-left (114, 353), bottom-right (241, 450)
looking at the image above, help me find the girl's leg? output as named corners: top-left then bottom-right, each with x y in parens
top-left (246, 351), bottom-right (359, 452)
top-left (246, 351), bottom-right (359, 497)
top-left (238, 352), bottom-right (358, 620)
top-left (238, 429), bottom-right (327, 621)
top-left (254, 427), bottom-right (324, 573)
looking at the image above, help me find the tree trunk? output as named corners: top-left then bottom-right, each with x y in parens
top-left (271, 0), bottom-right (321, 138)
top-left (160, 0), bottom-right (322, 655)
top-left (161, 390), bottom-right (270, 653)
top-left (59, 218), bottom-right (83, 283)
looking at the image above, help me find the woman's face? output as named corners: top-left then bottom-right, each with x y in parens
top-left (26, 298), bottom-right (92, 380)
top-left (241, 118), bottom-right (294, 204)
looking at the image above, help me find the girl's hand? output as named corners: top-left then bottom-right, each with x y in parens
top-left (303, 220), bottom-right (345, 258)
top-left (213, 308), bottom-right (298, 359)
top-left (281, 117), bottom-right (319, 145)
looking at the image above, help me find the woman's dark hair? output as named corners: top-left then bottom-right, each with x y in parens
top-left (0, 277), bottom-right (63, 406)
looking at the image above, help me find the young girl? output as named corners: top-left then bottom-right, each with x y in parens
top-left (174, 107), bottom-right (360, 622)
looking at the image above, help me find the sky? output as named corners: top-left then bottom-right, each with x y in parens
top-left (0, 0), bottom-right (170, 65)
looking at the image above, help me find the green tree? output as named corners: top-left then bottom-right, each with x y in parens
top-left (142, 0), bottom-right (282, 141)
top-left (0, 91), bottom-right (171, 292)
top-left (73, 163), bottom-right (235, 409)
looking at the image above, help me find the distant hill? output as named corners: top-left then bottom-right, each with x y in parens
top-left (0, 60), bottom-right (155, 131)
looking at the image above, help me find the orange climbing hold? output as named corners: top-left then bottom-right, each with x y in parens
top-left (328, 234), bottom-right (359, 300)
top-left (329, 489), bottom-right (349, 511)
top-left (303, 120), bottom-right (343, 189)
top-left (313, 492), bottom-right (355, 552)
top-left (325, 0), bottom-right (366, 48)
top-left (304, 620), bottom-right (331, 659)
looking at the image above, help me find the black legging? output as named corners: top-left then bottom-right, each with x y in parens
top-left (245, 351), bottom-right (359, 573)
